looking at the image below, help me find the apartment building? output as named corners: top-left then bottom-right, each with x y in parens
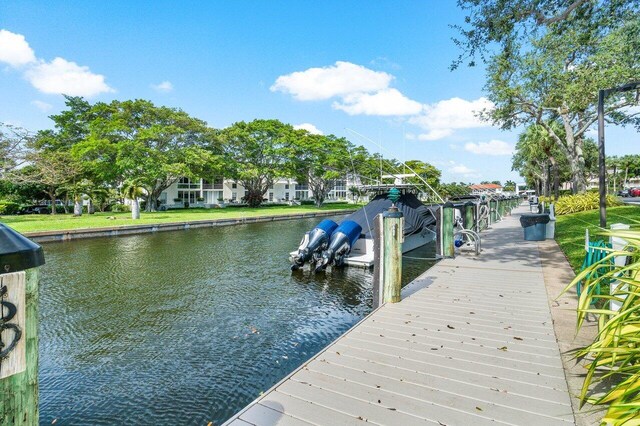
top-left (160, 176), bottom-right (353, 207)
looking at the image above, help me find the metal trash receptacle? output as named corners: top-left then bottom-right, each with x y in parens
top-left (519, 213), bottom-right (550, 241)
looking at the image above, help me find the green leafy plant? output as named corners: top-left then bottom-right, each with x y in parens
top-left (560, 229), bottom-right (640, 424)
top-left (549, 192), bottom-right (622, 215)
top-left (0, 200), bottom-right (20, 215)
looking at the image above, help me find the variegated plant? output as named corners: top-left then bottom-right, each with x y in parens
top-left (561, 228), bottom-right (640, 424)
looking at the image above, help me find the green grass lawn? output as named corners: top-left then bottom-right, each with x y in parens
top-left (0, 203), bottom-right (359, 234)
top-left (555, 205), bottom-right (640, 272)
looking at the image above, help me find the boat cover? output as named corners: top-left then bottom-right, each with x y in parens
top-left (344, 193), bottom-right (437, 238)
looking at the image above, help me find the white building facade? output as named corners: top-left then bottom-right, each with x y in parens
top-left (160, 176), bottom-right (354, 207)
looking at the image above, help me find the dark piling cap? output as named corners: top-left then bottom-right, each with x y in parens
top-left (0, 224), bottom-right (45, 273)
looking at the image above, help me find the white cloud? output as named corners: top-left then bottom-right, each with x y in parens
top-left (31, 100), bottom-right (52, 111)
top-left (0, 30), bottom-right (36, 67)
top-left (24, 57), bottom-right (113, 97)
top-left (410, 97), bottom-right (494, 141)
top-left (464, 139), bottom-right (514, 156)
top-left (418, 129), bottom-right (453, 141)
top-left (404, 133), bottom-right (416, 140)
top-left (450, 164), bottom-right (474, 174)
top-left (448, 162), bottom-right (481, 179)
top-left (271, 61), bottom-right (392, 101)
top-left (294, 123), bottom-right (324, 135)
top-left (333, 88), bottom-right (422, 116)
top-left (151, 80), bottom-right (174, 93)
top-left (0, 30), bottom-right (113, 98)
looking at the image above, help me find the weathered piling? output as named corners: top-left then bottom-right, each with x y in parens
top-left (489, 199), bottom-right (498, 224)
top-left (437, 202), bottom-right (455, 258)
top-left (372, 189), bottom-right (404, 308)
top-left (0, 224), bottom-right (44, 426)
top-left (382, 208), bottom-right (403, 303)
top-left (464, 201), bottom-right (475, 231)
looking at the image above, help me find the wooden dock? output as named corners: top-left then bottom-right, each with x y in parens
top-left (224, 207), bottom-right (575, 425)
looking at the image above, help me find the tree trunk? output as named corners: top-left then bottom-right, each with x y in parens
top-left (569, 157), bottom-right (586, 194)
top-left (73, 199), bottom-right (82, 216)
top-left (131, 199), bottom-right (140, 219)
top-left (48, 192), bottom-right (57, 215)
top-left (549, 156), bottom-right (560, 200)
top-left (88, 199), bottom-right (95, 214)
top-left (245, 189), bottom-right (264, 207)
top-left (553, 165), bottom-right (560, 200)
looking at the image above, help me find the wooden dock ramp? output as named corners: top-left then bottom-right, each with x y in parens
top-left (224, 207), bottom-right (575, 425)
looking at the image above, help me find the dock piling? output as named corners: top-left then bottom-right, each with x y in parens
top-left (0, 225), bottom-right (45, 426)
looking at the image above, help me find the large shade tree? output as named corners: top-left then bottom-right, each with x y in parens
top-left (293, 133), bottom-right (351, 207)
top-left (75, 99), bottom-right (223, 211)
top-left (220, 119), bottom-right (299, 207)
top-left (455, 0), bottom-right (640, 193)
top-left (10, 149), bottom-right (83, 214)
top-left (0, 124), bottom-right (31, 177)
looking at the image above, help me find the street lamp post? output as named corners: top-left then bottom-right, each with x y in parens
top-left (597, 81), bottom-right (640, 228)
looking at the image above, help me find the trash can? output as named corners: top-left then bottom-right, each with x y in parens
top-left (519, 213), bottom-right (550, 241)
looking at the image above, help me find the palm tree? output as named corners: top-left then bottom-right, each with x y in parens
top-left (122, 181), bottom-right (144, 220)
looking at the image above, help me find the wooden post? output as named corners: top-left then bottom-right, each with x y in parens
top-left (372, 214), bottom-right (383, 309)
top-left (489, 199), bottom-right (497, 224)
top-left (464, 201), bottom-right (475, 231)
top-left (439, 202), bottom-right (455, 258)
top-left (382, 208), bottom-right (403, 303)
top-left (1, 225), bottom-right (44, 426)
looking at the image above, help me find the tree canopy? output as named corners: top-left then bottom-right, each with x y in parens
top-left (456, 0), bottom-right (640, 193)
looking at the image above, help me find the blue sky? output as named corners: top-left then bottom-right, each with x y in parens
top-left (1, 1), bottom-right (636, 184)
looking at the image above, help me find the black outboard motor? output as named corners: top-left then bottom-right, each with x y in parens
top-left (316, 220), bottom-right (362, 272)
top-left (291, 219), bottom-right (338, 270)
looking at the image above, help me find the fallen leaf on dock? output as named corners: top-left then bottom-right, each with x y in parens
top-left (513, 337), bottom-right (523, 341)
top-left (498, 346), bottom-right (508, 351)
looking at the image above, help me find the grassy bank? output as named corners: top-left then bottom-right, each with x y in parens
top-left (555, 205), bottom-right (640, 272)
top-left (0, 203), bottom-right (358, 234)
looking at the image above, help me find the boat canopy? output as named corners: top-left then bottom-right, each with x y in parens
top-left (344, 192), bottom-right (437, 238)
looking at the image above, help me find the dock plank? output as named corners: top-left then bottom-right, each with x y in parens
top-left (223, 206), bottom-right (575, 425)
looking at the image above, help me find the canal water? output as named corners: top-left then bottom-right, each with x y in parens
top-left (38, 216), bottom-right (436, 425)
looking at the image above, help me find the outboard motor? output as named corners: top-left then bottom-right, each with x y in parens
top-left (291, 219), bottom-right (338, 270)
top-left (316, 220), bottom-right (362, 272)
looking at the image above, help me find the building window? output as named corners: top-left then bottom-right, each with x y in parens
top-left (285, 184), bottom-right (289, 190)
top-left (269, 192), bottom-right (273, 201)
top-left (232, 183), bottom-right (237, 189)
top-left (285, 192), bottom-right (289, 201)
top-left (232, 192), bottom-right (237, 201)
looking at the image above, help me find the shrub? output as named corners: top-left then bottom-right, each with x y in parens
top-left (110, 203), bottom-right (131, 212)
top-left (0, 200), bottom-right (20, 215)
top-left (549, 192), bottom-right (622, 215)
top-left (300, 200), bottom-right (315, 205)
top-left (560, 228), bottom-right (640, 424)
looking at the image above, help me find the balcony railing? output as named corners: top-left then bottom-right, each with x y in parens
top-left (203, 184), bottom-right (223, 189)
top-left (177, 183), bottom-right (200, 189)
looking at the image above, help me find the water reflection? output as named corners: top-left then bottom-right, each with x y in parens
top-left (38, 216), bottom-right (435, 425)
